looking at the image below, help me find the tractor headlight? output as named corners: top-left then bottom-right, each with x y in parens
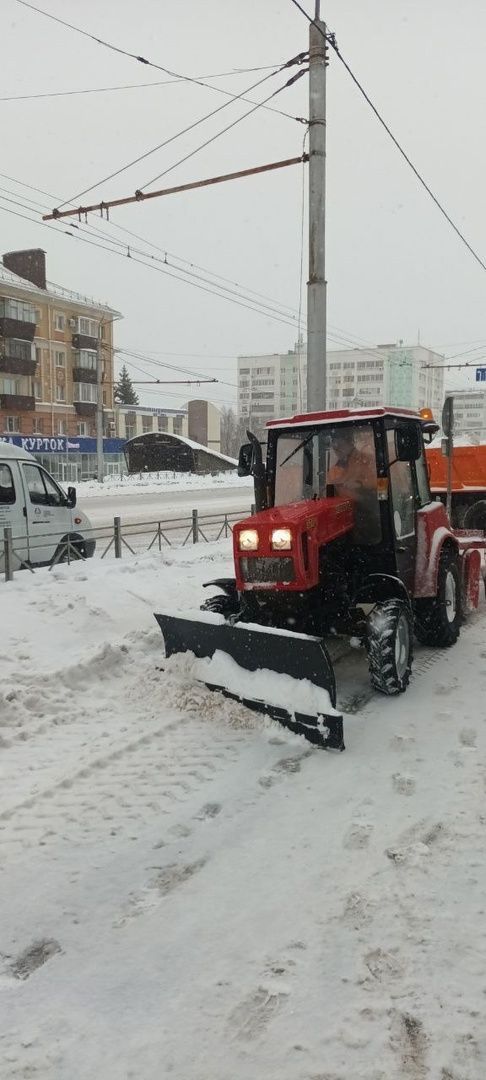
top-left (271, 528), bottom-right (292, 551)
top-left (239, 528), bottom-right (259, 551)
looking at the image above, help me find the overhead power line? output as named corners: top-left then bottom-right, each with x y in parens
top-left (52, 55), bottom-right (306, 212)
top-left (0, 65), bottom-right (286, 102)
top-left (289, 0), bottom-right (486, 276)
top-left (0, 173), bottom-right (303, 321)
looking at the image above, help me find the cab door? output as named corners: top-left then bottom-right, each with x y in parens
top-left (21, 462), bottom-right (72, 565)
top-left (0, 460), bottom-right (29, 570)
top-left (386, 429), bottom-right (417, 591)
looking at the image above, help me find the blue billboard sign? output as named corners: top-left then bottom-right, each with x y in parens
top-left (0, 435), bottom-right (126, 454)
top-left (476, 367), bottom-right (486, 382)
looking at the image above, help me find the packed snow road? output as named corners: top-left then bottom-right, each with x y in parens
top-left (1, 547), bottom-right (486, 1079)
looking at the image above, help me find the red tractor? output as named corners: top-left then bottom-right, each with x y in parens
top-left (156, 407), bottom-right (485, 750)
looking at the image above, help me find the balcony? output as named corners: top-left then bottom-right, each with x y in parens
top-left (0, 393), bottom-right (35, 411)
top-left (73, 365), bottom-right (97, 384)
top-left (74, 401), bottom-right (96, 417)
top-left (0, 354), bottom-right (37, 377)
top-left (72, 333), bottom-right (98, 352)
top-left (0, 317), bottom-right (36, 342)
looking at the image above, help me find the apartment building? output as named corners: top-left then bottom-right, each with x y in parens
top-left (0, 248), bottom-right (121, 441)
top-left (237, 342), bottom-right (445, 433)
top-left (447, 388), bottom-right (486, 439)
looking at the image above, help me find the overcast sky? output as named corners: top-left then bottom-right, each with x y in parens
top-left (2, 0), bottom-right (486, 407)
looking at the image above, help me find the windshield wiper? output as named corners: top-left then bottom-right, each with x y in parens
top-left (279, 431), bottom-right (315, 468)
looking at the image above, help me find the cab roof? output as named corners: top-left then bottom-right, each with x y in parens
top-left (267, 406), bottom-right (422, 430)
top-left (0, 441), bottom-right (36, 462)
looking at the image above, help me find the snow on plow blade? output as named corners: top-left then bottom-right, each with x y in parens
top-left (154, 611), bottom-right (344, 750)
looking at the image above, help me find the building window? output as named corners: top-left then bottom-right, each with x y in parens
top-left (55, 351), bottom-right (65, 367)
top-left (0, 297), bottom-right (36, 323)
top-left (125, 421), bottom-right (135, 440)
top-left (142, 415), bottom-right (153, 434)
top-left (33, 417), bottom-right (43, 434)
top-left (58, 420), bottom-right (67, 435)
top-left (77, 422), bottom-right (88, 436)
top-left (5, 416), bottom-right (20, 432)
top-left (32, 380), bottom-right (42, 399)
top-left (75, 350), bottom-right (97, 370)
top-left (77, 317), bottom-right (99, 337)
top-left (2, 377), bottom-right (19, 395)
top-left (5, 339), bottom-right (32, 362)
top-left (239, 367), bottom-right (250, 374)
top-left (173, 416), bottom-right (183, 435)
top-left (73, 382), bottom-right (97, 403)
top-left (53, 313), bottom-right (65, 331)
top-left (158, 415), bottom-right (168, 433)
top-left (56, 383), bottom-right (66, 402)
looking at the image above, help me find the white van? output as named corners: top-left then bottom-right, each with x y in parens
top-left (0, 442), bottom-right (95, 570)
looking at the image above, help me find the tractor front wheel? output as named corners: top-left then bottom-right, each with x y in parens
top-left (414, 549), bottom-right (461, 647)
top-left (367, 599), bottom-right (413, 695)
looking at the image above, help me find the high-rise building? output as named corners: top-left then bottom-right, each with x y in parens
top-left (237, 341), bottom-right (445, 435)
top-left (0, 248), bottom-right (121, 441)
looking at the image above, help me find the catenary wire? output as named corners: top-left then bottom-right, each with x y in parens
top-left (56, 58), bottom-right (305, 209)
top-left (0, 65), bottom-right (287, 102)
top-left (289, 0), bottom-right (486, 276)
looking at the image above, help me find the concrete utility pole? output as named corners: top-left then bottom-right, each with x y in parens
top-left (96, 328), bottom-right (104, 482)
top-left (306, 0), bottom-right (327, 413)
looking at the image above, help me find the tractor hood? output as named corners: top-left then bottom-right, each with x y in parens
top-left (233, 496), bottom-right (354, 592)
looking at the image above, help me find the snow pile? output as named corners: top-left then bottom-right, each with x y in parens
top-left (76, 469), bottom-right (252, 499)
top-left (1, 548), bottom-right (486, 1080)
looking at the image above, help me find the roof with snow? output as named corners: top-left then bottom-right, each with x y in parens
top-left (0, 263), bottom-right (121, 317)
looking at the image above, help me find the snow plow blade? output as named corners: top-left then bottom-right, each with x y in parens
top-left (154, 611), bottom-right (344, 750)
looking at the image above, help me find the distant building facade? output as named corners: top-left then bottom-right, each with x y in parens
top-left (187, 400), bottom-right (222, 454)
top-left (237, 341), bottom-right (445, 435)
top-left (115, 403), bottom-right (188, 441)
top-left (447, 388), bottom-right (486, 439)
top-left (0, 248), bottom-right (120, 445)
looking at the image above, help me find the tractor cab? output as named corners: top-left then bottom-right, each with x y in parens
top-left (236, 408), bottom-right (434, 608)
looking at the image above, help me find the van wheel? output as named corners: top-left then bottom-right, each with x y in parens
top-left (367, 599), bottom-right (413, 695)
top-left (414, 549), bottom-right (461, 647)
top-left (54, 541), bottom-right (83, 565)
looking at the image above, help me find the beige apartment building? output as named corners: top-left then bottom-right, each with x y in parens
top-left (0, 248), bottom-right (121, 439)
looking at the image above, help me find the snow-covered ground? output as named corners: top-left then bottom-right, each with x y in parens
top-left (1, 548), bottom-right (486, 1079)
top-left (77, 470), bottom-right (253, 499)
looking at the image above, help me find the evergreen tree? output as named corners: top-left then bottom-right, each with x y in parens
top-left (114, 364), bottom-right (139, 405)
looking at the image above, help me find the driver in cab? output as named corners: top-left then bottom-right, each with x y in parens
top-left (327, 430), bottom-right (376, 495)
top-left (327, 429), bottom-right (380, 543)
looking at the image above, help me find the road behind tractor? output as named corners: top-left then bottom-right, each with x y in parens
top-left (155, 407), bottom-right (486, 749)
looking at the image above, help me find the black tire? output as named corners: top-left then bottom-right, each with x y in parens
top-left (200, 593), bottom-right (238, 618)
top-left (367, 599), bottom-right (413, 695)
top-left (414, 548), bottom-right (461, 647)
top-left (463, 500), bottom-right (486, 532)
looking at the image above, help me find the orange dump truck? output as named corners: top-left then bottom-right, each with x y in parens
top-left (426, 442), bottom-right (486, 529)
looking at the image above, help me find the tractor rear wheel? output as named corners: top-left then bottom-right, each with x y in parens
top-left (463, 499), bottom-right (486, 532)
top-left (367, 599), bottom-right (413, 695)
top-left (414, 548), bottom-right (461, 647)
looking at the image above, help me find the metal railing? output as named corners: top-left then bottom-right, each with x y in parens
top-left (0, 505), bottom-right (254, 582)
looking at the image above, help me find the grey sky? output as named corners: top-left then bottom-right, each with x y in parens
top-left (2, 0), bottom-right (486, 407)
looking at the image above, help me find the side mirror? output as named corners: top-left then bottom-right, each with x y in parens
top-left (237, 443), bottom-right (253, 477)
top-left (66, 486), bottom-right (77, 509)
top-left (395, 426), bottom-right (421, 462)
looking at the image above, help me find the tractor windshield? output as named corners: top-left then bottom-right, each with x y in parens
top-left (274, 421), bottom-right (382, 543)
